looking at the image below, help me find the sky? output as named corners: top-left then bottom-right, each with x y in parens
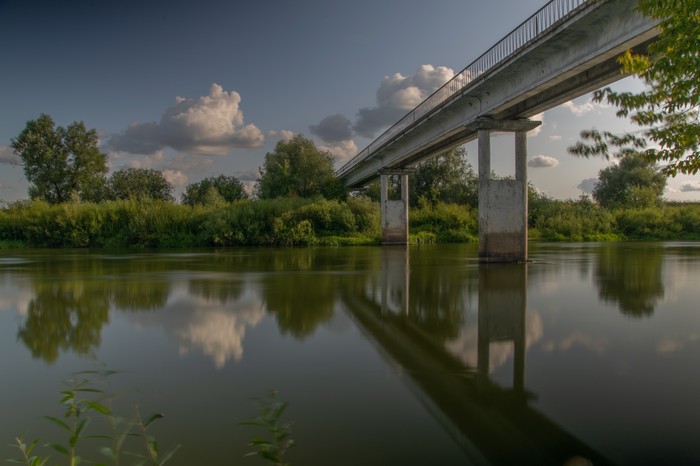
top-left (1, 0), bottom-right (699, 203)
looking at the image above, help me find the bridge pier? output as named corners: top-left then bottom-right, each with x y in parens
top-left (379, 169), bottom-right (414, 245)
top-left (474, 118), bottom-right (540, 262)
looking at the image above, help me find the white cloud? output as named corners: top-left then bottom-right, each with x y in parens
top-left (0, 146), bottom-right (22, 165)
top-left (577, 178), bottom-right (598, 193)
top-left (562, 99), bottom-right (595, 116)
top-left (353, 64), bottom-right (455, 138)
top-left (529, 112), bottom-right (544, 137)
top-left (548, 135), bottom-right (562, 141)
top-left (163, 169), bottom-right (188, 187)
top-left (528, 154), bottom-right (559, 168)
top-left (319, 139), bottom-right (358, 163)
top-left (109, 84), bottom-right (264, 156)
top-left (680, 182), bottom-right (700, 192)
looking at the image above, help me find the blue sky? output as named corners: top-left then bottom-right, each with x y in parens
top-left (1, 0), bottom-right (698, 203)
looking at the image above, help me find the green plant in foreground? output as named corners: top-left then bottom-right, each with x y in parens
top-left (240, 391), bottom-right (295, 466)
top-left (7, 369), bottom-right (179, 466)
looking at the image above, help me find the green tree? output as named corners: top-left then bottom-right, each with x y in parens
top-left (182, 174), bottom-right (248, 206)
top-left (10, 114), bottom-right (108, 203)
top-left (569, 0), bottom-right (700, 175)
top-left (107, 168), bottom-right (174, 201)
top-left (255, 135), bottom-right (345, 200)
top-left (410, 146), bottom-right (478, 207)
top-left (592, 154), bottom-right (666, 208)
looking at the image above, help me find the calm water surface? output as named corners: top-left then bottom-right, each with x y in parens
top-left (1, 243), bottom-right (699, 465)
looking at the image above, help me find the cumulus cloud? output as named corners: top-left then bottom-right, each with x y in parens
top-left (529, 112), bottom-right (544, 137)
top-left (109, 84), bottom-right (264, 156)
top-left (577, 178), bottom-right (598, 193)
top-left (310, 114), bottom-right (353, 143)
top-left (163, 169), bottom-right (188, 187)
top-left (562, 99), bottom-right (595, 116)
top-left (353, 64), bottom-right (455, 138)
top-left (528, 155), bottom-right (559, 168)
top-left (0, 146), bottom-right (22, 165)
top-left (319, 139), bottom-right (358, 163)
top-left (680, 182), bottom-right (700, 192)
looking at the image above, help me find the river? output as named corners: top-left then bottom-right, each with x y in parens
top-left (1, 242), bottom-right (699, 465)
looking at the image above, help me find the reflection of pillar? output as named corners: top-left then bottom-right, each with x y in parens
top-left (380, 169), bottom-right (413, 245)
top-left (472, 118), bottom-right (540, 262)
top-left (477, 263), bottom-right (527, 393)
top-left (380, 246), bottom-right (410, 315)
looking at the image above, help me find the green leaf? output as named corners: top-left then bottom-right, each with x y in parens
top-left (86, 401), bottom-right (112, 416)
top-left (143, 412), bottom-right (165, 428)
top-left (45, 442), bottom-right (69, 456)
top-left (41, 416), bottom-right (70, 432)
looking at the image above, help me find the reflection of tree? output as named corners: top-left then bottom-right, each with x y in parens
top-left (15, 251), bottom-right (174, 361)
top-left (594, 244), bottom-right (664, 318)
top-left (260, 249), bottom-right (344, 339)
top-left (406, 251), bottom-right (477, 342)
top-left (18, 282), bottom-right (110, 363)
top-left (111, 280), bottom-right (170, 311)
top-left (188, 279), bottom-right (244, 304)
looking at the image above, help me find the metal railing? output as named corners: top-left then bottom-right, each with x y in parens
top-left (336, 0), bottom-right (595, 178)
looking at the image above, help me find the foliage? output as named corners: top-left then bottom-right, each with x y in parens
top-left (240, 391), bottom-right (295, 466)
top-left (10, 114), bottom-right (108, 204)
top-left (409, 146), bottom-right (478, 207)
top-left (181, 175), bottom-right (248, 206)
top-left (107, 168), bottom-right (174, 202)
top-left (255, 135), bottom-right (345, 200)
top-left (592, 155), bottom-right (666, 208)
top-left (568, 0), bottom-right (700, 175)
top-left (7, 368), bottom-right (179, 466)
top-left (528, 195), bottom-right (621, 241)
top-left (360, 147), bottom-right (478, 208)
top-left (410, 202), bottom-right (477, 243)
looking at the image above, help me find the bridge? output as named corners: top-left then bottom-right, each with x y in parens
top-left (335, 0), bottom-right (659, 260)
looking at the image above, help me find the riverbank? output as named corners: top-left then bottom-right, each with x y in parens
top-left (1, 197), bottom-right (699, 249)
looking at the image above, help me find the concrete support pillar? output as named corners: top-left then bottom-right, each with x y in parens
top-left (380, 169), bottom-right (413, 245)
top-left (472, 118), bottom-right (540, 262)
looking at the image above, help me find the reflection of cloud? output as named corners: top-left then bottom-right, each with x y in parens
top-left (657, 338), bottom-right (683, 353)
top-left (446, 311), bottom-right (543, 373)
top-left (541, 330), bottom-right (607, 354)
top-left (0, 287), bottom-right (32, 316)
top-left (175, 306), bottom-right (263, 368)
top-left (127, 285), bottom-right (265, 368)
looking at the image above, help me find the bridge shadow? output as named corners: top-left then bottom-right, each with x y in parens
top-left (342, 248), bottom-right (610, 466)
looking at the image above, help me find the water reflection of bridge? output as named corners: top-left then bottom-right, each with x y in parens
top-left (342, 247), bottom-right (610, 465)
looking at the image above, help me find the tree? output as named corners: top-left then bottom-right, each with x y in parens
top-left (107, 168), bottom-right (174, 201)
top-left (592, 154), bottom-right (666, 208)
top-left (255, 135), bottom-right (345, 200)
top-left (409, 146), bottom-right (478, 207)
top-left (182, 175), bottom-right (248, 206)
top-left (10, 114), bottom-right (108, 203)
top-left (569, 0), bottom-right (700, 175)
